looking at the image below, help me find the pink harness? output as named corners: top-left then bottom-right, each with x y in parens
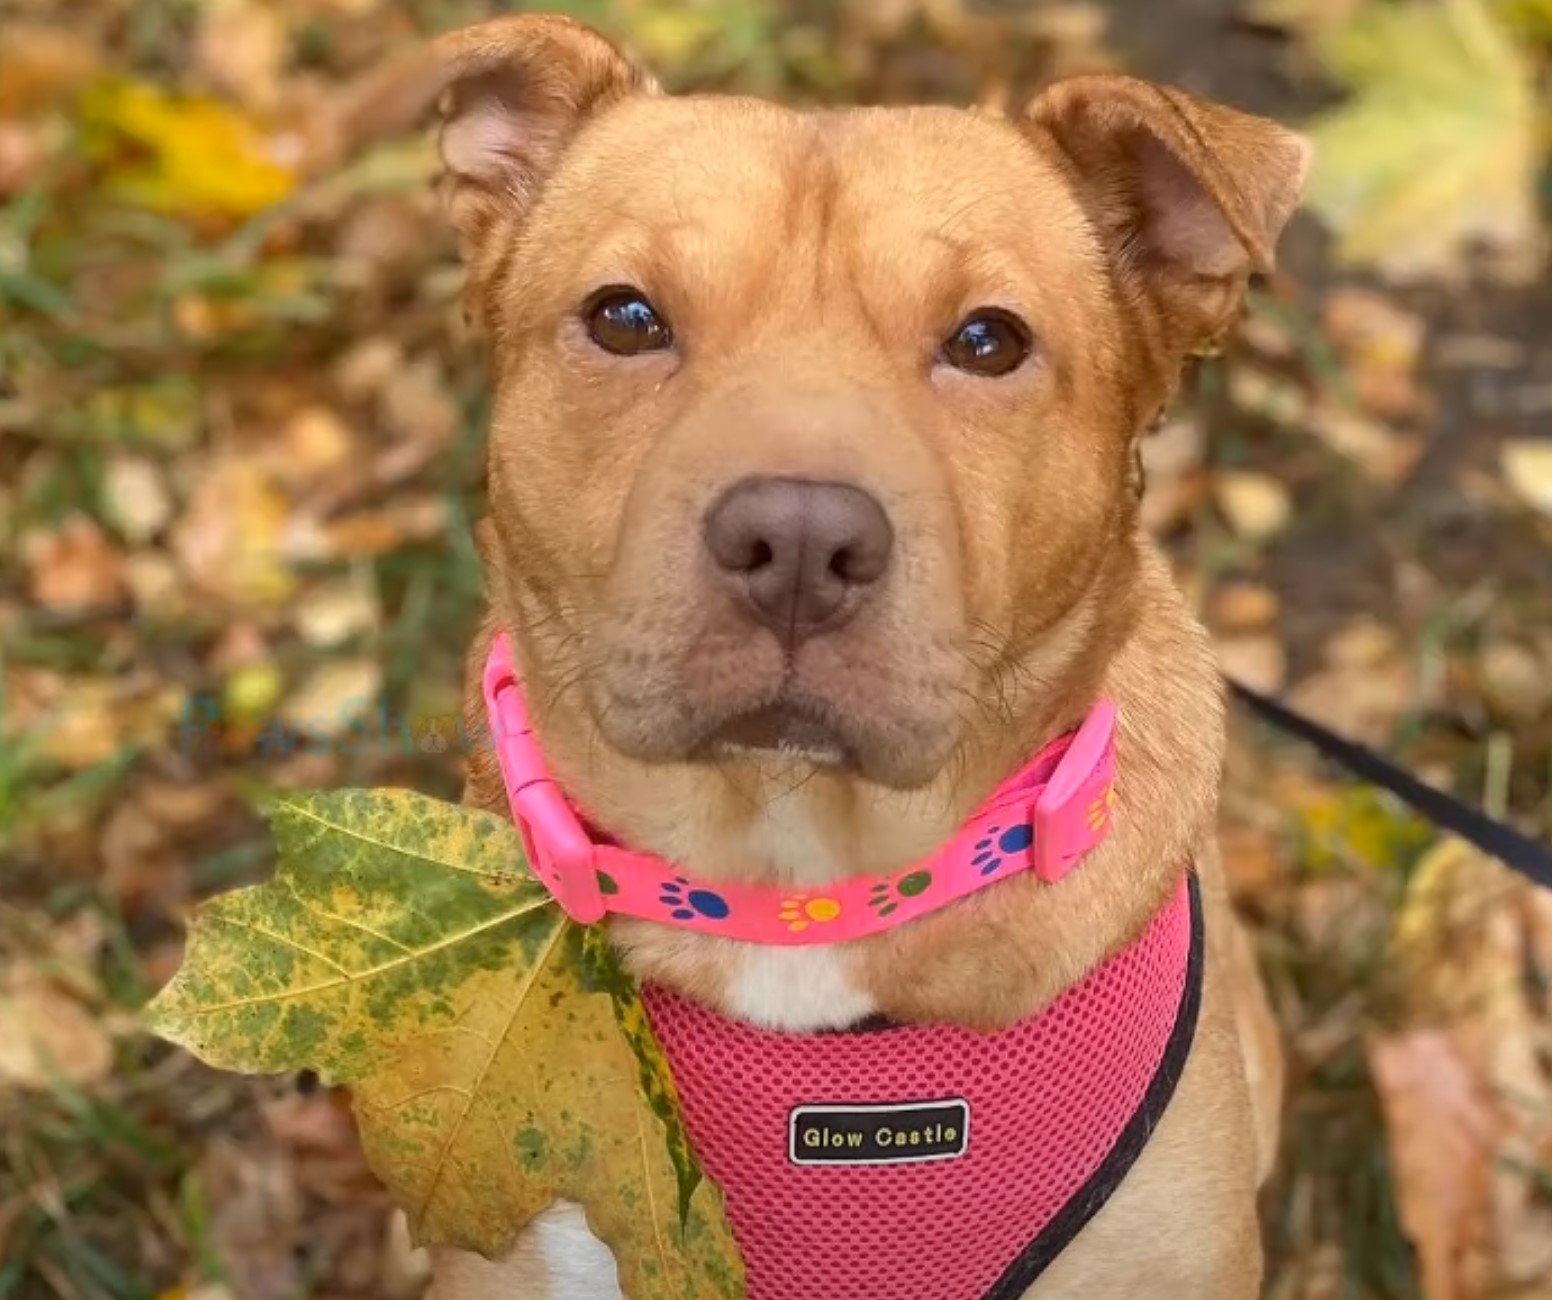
top-left (482, 634), bottom-right (1202, 1298)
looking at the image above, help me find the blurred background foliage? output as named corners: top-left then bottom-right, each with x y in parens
top-left (0, 1), bottom-right (1550, 1298)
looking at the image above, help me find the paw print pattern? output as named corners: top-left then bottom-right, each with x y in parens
top-left (867, 869), bottom-right (933, 918)
top-left (659, 876), bottom-right (731, 922)
top-left (779, 895), bottom-right (843, 933)
top-left (1086, 786), bottom-right (1116, 833)
top-left (971, 823), bottom-right (1035, 877)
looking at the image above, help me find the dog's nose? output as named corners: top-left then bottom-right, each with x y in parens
top-left (703, 477), bottom-right (894, 644)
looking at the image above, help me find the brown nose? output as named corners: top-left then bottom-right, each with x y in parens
top-left (703, 477), bottom-right (894, 645)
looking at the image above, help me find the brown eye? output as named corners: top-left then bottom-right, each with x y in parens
top-left (941, 309), bottom-right (1033, 377)
top-left (584, 287), bottom-right (673, 356)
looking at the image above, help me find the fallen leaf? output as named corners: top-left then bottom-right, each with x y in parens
top-left (22, 515), bottom-right (127, 612)
top-left (4, 668), bottom-right (184, 771)
top-left (1501, 440), bottom-right (1552, 517)
top-left (333, 338), bottom-right (405, 404)
top-left (0, 121), bottom-right (43, 195)
top-left (173, 458), bottom-right (296, 608)
top-left (1303, 0), bottom-right (1545, 281)
top-left (104, 455), bottom-right (174, 545)
top-left (1227, 366), bottom-right (1309, 426)
top-left (145, 790), bottom-right (745, 1297)
top-left (294, 577), bottom-right (380, 649)
top-left (274, 406), bottom-right (359, 488)
top-left (1320, 287), bottom-right (1431, 420)
top-left (1305, 403), bottom-right (1421, 486)
top-left (1215, 633), bottom-right (1289, 693)
top-left (280, 658), bottom-right (383, 741)
top-left (1368, 1030), bottom-right (1499, 1300)
top-left (1206, 581), bottom-right (1281, 633)
top-left (1215, 470), bottom-right (1293, 541)
top-left (0, 25), bottom-right (99, 117)
top-left (198, 1138), bottom-right (302, 1300)
top-left (0, 975), bottom-right (114, 1089)
top-left (79, 78), bottom-right (298, 220)
top-left (193, 0), bottom-right (288, 113)
top-left (1384, 839), bottom-right (1552, 1294)
top-left (1477, 642), bottom-right (1552, 721)
top-left (282, 496), bottom-right (450, 562)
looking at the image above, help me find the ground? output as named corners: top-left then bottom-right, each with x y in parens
top-left (1, 2), bottom-right (1550, 1299)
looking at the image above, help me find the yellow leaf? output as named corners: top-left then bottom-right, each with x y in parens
top-left (1304, 0), bottom-right (1544, 281)
top-left (1501, 439), bottom-right (1552, 518)
top-left (145, 790), bottom-right (744, 1298)
top-left (78, 78), bottom-right (297, 219)
top-left (1498, 0), bottom-right (1552, 41)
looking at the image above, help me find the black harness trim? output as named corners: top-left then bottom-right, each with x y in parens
top-left (982, 870), bottom-right (1206, 1300)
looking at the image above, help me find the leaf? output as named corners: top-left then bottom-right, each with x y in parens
top-left (145, 789), bottom-right (744, 1299)
top-left (1501, 439), bottom-right (1552, 518)
top-left (1303, 0), bottom-right (1545, 281)
top-left (1378, 839), bottom-right (1552, 1297)
top-left (1367, 1030), bottom-right (1500, 1300)
top-left (0, 972), bottom-right (114, 1089)
top-left (78, 78), bottom-right (298, 220)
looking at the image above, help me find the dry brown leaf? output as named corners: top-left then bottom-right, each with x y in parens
top-left (1368, 1030), bottom-right (1499, 1300)
top-left (1215, 634), bottom-right (1289, 694)
top-left (198, 1139), bottom-right (303, 1300)
top-left (1321, 287), bottom-right (1429, 419)
top-left (274, 406), bottom-right (359, 487)
top-left (0, 26), bottom-right (99, 117)
top-left (173, 458), bottom-right (297, 607)
top-left (194, 0), bottom-right (288, 112)
top-left (1305, 404), bottom-right (1421, 486)
top-left (4, 668), bottom-right (185, 770)
top-left (1206, 581), bottom-right (1281, 633)
top-left (1477, 643), bottom-right (1552, 722)
top-left (1385, 841), bottom-right (1552, 1294)
top-left (22, 515), bottom-right (127, 612)
top-left (0, 974), bottom-right (113, 1089)
top-left (282, 496), bottom-right (449, 561)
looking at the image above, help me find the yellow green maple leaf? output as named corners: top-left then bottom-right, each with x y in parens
top-left (1303, 0), bottom-right (1545, 280)
top-left (145, 789), bottom-right (743, 1298)
top-left (76, 77), bottom-right (297, 219)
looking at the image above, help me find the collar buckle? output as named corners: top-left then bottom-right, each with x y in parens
top-left (483, 634), bottom-right (606, 924)
top-left (1030, 698), bottom-right (1118, 883)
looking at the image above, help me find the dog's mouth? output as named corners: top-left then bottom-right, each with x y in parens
top-left (701, 699), bottom-right (855, 769)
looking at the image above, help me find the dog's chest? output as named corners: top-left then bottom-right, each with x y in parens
top-left (725, 944), bottom-right (877, 1030)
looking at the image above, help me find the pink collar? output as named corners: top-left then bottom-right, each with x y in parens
top-left (482, 632), bottom-right (1118, 945)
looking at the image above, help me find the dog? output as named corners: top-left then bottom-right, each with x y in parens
top-left (373, 14), bottom-right (1308, 1298)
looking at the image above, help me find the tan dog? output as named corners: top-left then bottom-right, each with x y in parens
top-left (378, 14), bottom-right (1307, 1298)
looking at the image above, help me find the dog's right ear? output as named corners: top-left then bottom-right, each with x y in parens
top-left (348, 16), bottom-right (654, 254)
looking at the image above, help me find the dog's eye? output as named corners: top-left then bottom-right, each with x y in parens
top-left (583, 287), bottom-right (673, 356)
top-left (941, 309), bottom-right (1033, 377)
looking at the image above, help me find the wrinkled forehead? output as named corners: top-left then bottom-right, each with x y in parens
top-left (524, 98), bottom-right (1106, 318)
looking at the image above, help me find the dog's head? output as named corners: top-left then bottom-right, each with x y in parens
top-left (401, 16), bottom-right (1307, 796)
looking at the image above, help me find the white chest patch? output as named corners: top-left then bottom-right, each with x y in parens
top-left (725, 943), bottom-right (877, 1032)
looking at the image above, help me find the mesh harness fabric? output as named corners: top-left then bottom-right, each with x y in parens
top-left (642, 871), bottom-right (1204, 1300)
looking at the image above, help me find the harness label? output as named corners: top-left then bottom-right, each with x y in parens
top-left (788, 1100), bottom-right (970, 1166)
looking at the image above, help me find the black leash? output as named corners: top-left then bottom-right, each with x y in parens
top-left (1227, 678), bottom-right (1552, 891)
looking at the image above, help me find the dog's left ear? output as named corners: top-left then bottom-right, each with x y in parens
top-left (1026, 76), bottom-right (1310, 354)
top-left (345, 16), bottom-right (655, 257)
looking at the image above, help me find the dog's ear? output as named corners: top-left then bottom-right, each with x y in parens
top-left (1026, 76), bottom-right (1310, 354)
top-left (350, 16), bottom-right (654, 253)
